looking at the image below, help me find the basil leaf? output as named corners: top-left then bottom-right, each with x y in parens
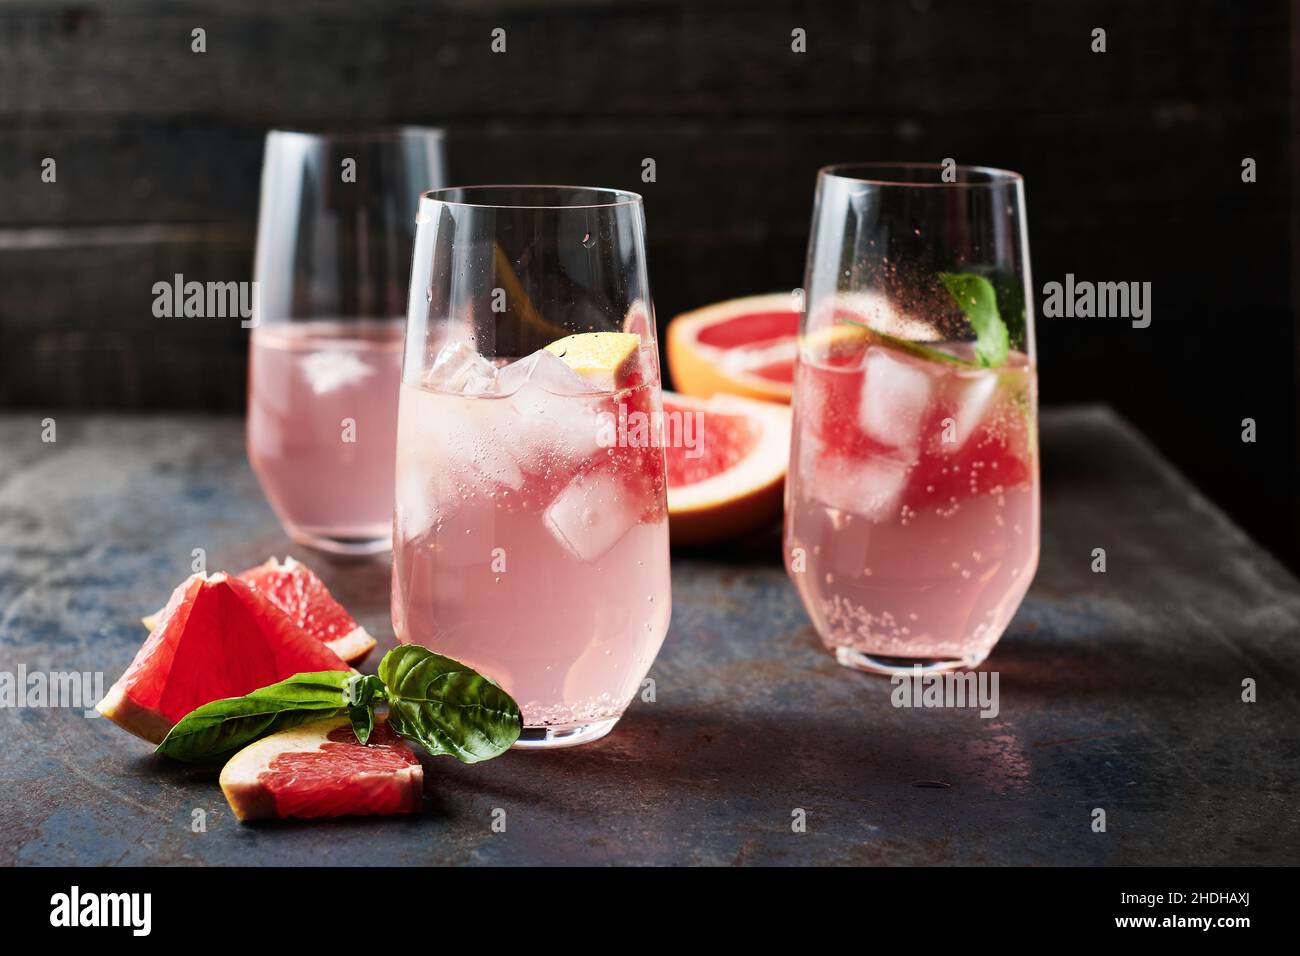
top-left (379, 646), bottom-right (522, 763)
top-left (939, 272), bottom-right (1009, 368)
top-left (349, 704), bottom-right (375, 745)
top-left (344, 674), bottom-right (386, 745)
top-left (155, 671), bottom-right (351, 763)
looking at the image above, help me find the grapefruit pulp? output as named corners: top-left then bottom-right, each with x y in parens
top-left (663, 391), bottom-right (791, 545)
top-left (667, 294), bottom-right (800, 403)
top-left (142, 556), bottom-right (375, 664)
top-left (220, 716), bottom-right (422, 821)
top-left (99, 573), bottom-right (351, 744)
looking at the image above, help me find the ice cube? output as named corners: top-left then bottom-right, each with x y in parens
top-left (858, 348), bottom-right (934, 451)
top-left (498, 349), bottom-right (602, 398)
top-left (395, 383), bottom-right (522, 536)
top-left (444, 400), bottom-right (524, 493)
top-left (941, 371), bottom-right (999, 453)
top-left (803, 439), bottom-right (911, 523)
top-left (424, 340), bottom-right (497, 395)
top-left (544, 470), bottom-right (637, 563)
top-left (499, 351), bottom-right (607, 471)
top-left (300, 350), bottom-right (374, 395)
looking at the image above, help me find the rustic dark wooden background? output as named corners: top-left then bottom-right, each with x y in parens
top-left (1, 0), bottom-right (1296, 570)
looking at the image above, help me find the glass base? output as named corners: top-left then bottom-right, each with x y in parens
top-left (833, 646), bottom-right (983, 676)
top-left (512, 717), bottom-right (619, 750)
top-left (287, 528), bottom-right (392, 557)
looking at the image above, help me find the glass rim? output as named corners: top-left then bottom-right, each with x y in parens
top-left (266, 125), bottom-right (447, 144)
top-left (818, 162), bottom-right (1023, 188)
top-left (419, 184), bottom-right (644, 210)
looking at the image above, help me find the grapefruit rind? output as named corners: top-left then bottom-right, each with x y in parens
top-left (220, 716), bottom-right (423, 822)
top-left (666, 293), bottom-right (799, 403)
top-left (799, 322), bottom-right (869, 361)
top-left (544, 331), bottom-right (640, 391)
top-left (664, 391), bottom-right (792, 545)
top-left (95, 683), bottom-right (176, 744)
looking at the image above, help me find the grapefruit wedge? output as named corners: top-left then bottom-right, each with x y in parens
top-left (100, 573), bottom-right (351, 744)
top-left (663, 391), bottom-right (791, 545)
top-left (142, 557), bottom-right (375, 665)
top-left (220, 716), bottom-right (422, 822)
top-left (544, 330), bottom-right (642, 390)
top-left (667, 293), bottom-right (800, 403)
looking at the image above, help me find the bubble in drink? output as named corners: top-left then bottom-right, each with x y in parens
top-left (786, 332), bottom-right (1039, 669)
top-left (393, 339), bottom-right (671, 733)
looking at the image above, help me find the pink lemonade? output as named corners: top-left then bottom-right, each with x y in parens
top-left (392, 341), bottom-right (671, 744)
top-left (247, 319), bottom-right (403, 553)
top-left (785, 333), bottom-right (1039, 671)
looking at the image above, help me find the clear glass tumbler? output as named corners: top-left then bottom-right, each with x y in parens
top-left (246, 128), bottom-right (446, 555)
top-left (786, 163), bottom-right (1040, 674)
top-left (393, 185), bottom-right (672, 748)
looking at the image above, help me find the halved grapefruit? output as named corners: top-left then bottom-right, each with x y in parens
top-left (100, 573), bottom-right (351, 744)
top-left (663, 391), bottom-right (791, 545)
top-left (667, 293), bottom-right (800, 403)
top-left (142, 557), bottom-right (375, 665)
top-left (220, 716), bottom-right (422, 821)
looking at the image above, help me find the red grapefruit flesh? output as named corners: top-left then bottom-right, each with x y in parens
top-left (100, 573), bottom-right (351, 744)
top-left (798, 328), bottom-right (1035, 517)
top-left (663, 390), bottom-right (791, 545)
top-left (220, 716), bottom-right (422, 822)
top-left (236, 557), bottom-right (376, 664)
top-left (666, 294), bottom-right (800, 403)
top-left (142, 557), bottom-right (375, 664)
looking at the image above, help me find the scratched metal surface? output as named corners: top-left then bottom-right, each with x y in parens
top-left (0, 407), bottom-right (1297, 866)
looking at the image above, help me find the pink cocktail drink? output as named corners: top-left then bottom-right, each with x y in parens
top-left (392, 340), bottom-right (671, 746)
top-left (247, 319), bottom-right (403, 554)
top-left (786, 333), bottom-right (1038, 671)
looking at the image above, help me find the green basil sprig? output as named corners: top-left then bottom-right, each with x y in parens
top-left (343, 673), bottom-right (386, 744)
top-left (380, 645), bottom-right (523, 763)
top-left (938, 271), bottom-right (1010, 368)
top-left (155, 647), bottom-right (522, 764)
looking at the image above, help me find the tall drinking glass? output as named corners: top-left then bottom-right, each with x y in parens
top-left (786, 163), bottom-right (1039, 674)
top-left (394, 185), bottom-right (671, 748)
top-left (247, 128), bottom-right (446, 555)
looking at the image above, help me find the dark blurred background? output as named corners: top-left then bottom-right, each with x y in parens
top-left (1, 0), bottom-right (1296, 570)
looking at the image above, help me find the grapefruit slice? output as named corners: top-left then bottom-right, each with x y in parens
top-left (663, 391), bottom-right (791, 545)
top-left (100, 573), bottom-right (351, 744)
top-left (667, 293), bottom-right (800, 403)
top-left (220, 716), bottom-right (422, 822)
top-left (142, 557), bottom-right (375, 664)
top-left (544, 331), bottom-right (641, 390)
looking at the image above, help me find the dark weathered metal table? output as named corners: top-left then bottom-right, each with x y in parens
top-left (1, 408), bottom-right (1296, 865)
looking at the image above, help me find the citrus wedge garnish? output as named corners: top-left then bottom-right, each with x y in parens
top-left (544, 331), bottom-right (641, 390)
